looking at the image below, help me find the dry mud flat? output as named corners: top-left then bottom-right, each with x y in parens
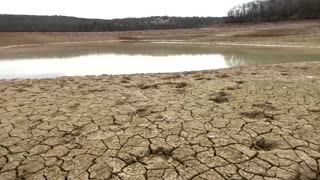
top-left (0, 62), bottom-right (320, 180)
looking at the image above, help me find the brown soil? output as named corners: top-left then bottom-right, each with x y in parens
top-left (0, 62), bottom-right (320, 179)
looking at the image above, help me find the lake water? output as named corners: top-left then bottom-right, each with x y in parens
top-left (0, 42), bottom-right (319, 79)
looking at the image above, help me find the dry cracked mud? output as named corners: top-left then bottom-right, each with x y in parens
top-left (0, 62), bottom-right (320, 180)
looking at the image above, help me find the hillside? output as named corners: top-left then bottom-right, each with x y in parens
top-left (228, 0), bottom-right (320, 23)
top-left (0, 20), bottom-right (319, 48)
top-left (0, 15), bottom-right (223, 32)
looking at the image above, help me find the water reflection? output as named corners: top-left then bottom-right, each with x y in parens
top-left (0, 42), bottom-right (319, 79)
top-left (0, 54), bottom-right (229, 79)
top-left (223, 47), bottom-right (320, 67)
top-left (0, 42), bottom-right (218, 59)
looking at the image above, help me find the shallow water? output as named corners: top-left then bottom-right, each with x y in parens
top-left (0, 42), bottom-right (319, 79)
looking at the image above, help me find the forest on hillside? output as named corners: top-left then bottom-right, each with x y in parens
top-left (2, 0), bottom-right (319, 33)
top-left (227, 0), bottom-right (320, 23)
top-left (0, 15), bottom-right (222, 32)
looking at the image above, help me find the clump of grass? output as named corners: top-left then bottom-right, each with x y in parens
top-left (120, 76), bottom-right (131, 84)
top-left (139, 84), bottom-right (159, 90)
top-left (209, 91), bottom-right (230, 104)
top-left (135, 108), bottom-right (151, 117)
top-left (254, 138), bottom-right (275, 151)
top-left (281, 72), bottom-right (290, 76)
top-left (216, 73), bottom-right (229, 78)
top-left (151, 146), bottom-right (173, 156)
top-left (155, 115), bottom-right (164, 119)
top-left (241, 110), bottom-right (274, 120)
top-left (15, 88), bottom-right (26, 92)
top-left (226, 86), bottom-right (240, 90)
top-left (195, 77), bottom-right (205, 81)
top-left (241, 110), bottom-right (264, 119)
top-left (235, 80), bottom-right (244, 84)
top-left (120, 80), bottom-right (129, 83)
top-left (175, 82), bottom-right (188, 88)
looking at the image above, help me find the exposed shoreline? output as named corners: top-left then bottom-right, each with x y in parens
top-left (1, 39), bottom-right (320, 50)
top-left (1, 20), bottom-right (320, 49)
top-left (0, 62), bottom-right (320, 179)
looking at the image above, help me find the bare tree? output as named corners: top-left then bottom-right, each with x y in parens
top-left (227, 0), bottom-right (320, 23)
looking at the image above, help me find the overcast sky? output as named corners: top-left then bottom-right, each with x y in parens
top-left (1, 0), bottom-right (253, 19)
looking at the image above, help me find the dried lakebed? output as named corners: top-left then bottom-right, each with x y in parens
top-left (0, 62), bottom-right (320, 180)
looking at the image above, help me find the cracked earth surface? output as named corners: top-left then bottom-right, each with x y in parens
top-left (0, 62), bottom-right (320, 180)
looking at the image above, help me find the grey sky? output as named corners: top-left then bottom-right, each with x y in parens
top-left (1, 0), bottom-right (253, 19)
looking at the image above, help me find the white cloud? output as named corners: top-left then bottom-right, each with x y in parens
top-left (0, 0), bottom-right (253, 19)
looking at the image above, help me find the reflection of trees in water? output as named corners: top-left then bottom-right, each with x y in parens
top-left (0, 43), bottom-right (218, 60)
top-left (223, 50), bottom-right (320, 67)
top-left (223, 53), bottom-right (269, 67)
top-left (1, 43), bottom-right (319, 65)
top-left (224, 54), bottom-right (246, 67)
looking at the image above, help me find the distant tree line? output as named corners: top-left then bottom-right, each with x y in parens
top-left (0, 15), bottom-right (223, 32)
top-left (227, 0), bottom-right (320, 23)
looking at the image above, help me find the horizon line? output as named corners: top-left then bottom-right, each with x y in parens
top-left (0, 13), bottom-right (226, 21)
